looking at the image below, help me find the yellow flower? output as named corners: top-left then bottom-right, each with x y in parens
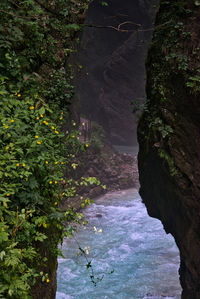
top-left (46, 279), bottom-right (50, 283)
top-left (37, 141), bottom-right (41, 145)
top-left (98, 229), bottom-right (102, 233)
top-left (85, 144), bottom-right (89, 147)
top-left (36, 116), bottom-right (40, 120)
top-left (22, 163), bottom-right (26, 167)
top-left (54, 161), bottom-right (58, 165)
top-left (61, 112), bottom-right (63, 115)
top-left (40, 114), bottom-right (43, 118)
top-left (94, 226), bottom-right (97, 232)
top-left (43, 223), bottom-right (47, 228)
top-left (4, 125), bottom-right (8, 129)
top-left (5, 146), bottom-right (9, 150)
top-left (29, 106), bottom-right (34, 110)
top-left (25, 178), bottom-right (28, 181)
top-left (49, 181), bottom-right (53, 184)
top-left (10, 119), bottom-right (14, 123)
top-left (35, 135), bottom-right (39, 139)
top-left (16, 163), bottom-right (20, 167)
top-left (54, 202), bottom-right (58, 205)
top-left (55, 130), bottom-right (59, 134)
top-left (61, 162), bottom-right (65, 165)
top-left (51, 126), bottom-right (55, 130)
top-left (59, 116), bottom-right (63, 120)
top-left (6, 193), bottom-right (10, 196)
top-left (55, 181), bottom-right (58, 184)
top-left (45, 161), bottom-right (48, 164)
top-left (26, 100), bottom-right (30, 103)
top-left (17, 94), bottom-right (21, 97)
top-left (61, 193), bottom-right (65, 196)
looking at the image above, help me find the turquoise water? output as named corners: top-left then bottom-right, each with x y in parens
top-left (56, 189), bottom-right (181, 299)
top-left (113, 145), bottom-right (138, 155)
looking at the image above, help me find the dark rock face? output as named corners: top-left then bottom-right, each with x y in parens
top-left (138, 1), bottom-right (200, 298)
top-left (76, 0), bottom-right (156, 145)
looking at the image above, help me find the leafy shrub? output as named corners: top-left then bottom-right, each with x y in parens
top-left (0, 0), bottom-right (91, 297)
top-left (0, 76), bottom-right (86, 297)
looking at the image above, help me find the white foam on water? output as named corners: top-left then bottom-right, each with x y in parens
top-left (56, 189), bottom-right (181, 299)
top-left (56, 292), bottom-right (72, 299)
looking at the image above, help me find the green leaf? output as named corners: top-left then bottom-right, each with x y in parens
top-left (65, 24), bottom-right (81, 31)
top-left (38, 107), bottom-right (45, 115)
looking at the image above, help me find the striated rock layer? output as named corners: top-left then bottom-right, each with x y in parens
top-left (138, 1), bottom-right (200, 298)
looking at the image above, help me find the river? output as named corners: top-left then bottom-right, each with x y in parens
top-left (56, 188), bottom-right (181, 299)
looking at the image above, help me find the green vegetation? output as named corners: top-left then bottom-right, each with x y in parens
top-left (150, 116), bottom-right (173, 139)
top-left (0, 0), bottom-right (93, 297)
top-left (158, 149), bottom-right (179, 177)
top-left (89, 121), bottom-right (105, 152)
top-left (139, 0), bottom-right (198, 176)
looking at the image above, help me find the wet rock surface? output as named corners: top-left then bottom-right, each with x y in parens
top-left (138, 2), bottom-right (200, 298)
top-left (62, 144), bottom-right (138, 210)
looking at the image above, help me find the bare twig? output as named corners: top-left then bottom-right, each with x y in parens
top-left (85, 23), bottom-right (148, 33)
top-left (117, 21), bottom-right (142, 30)
top-left (85, 21), bottom-right (142, 33)
top-left (84, 20), bottom-right (172, 33)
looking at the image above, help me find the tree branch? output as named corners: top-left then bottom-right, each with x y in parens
top-left (0, 9), bottom-right (46, 20)
top-left (84, 20), bottom-right (172, 33)
top-left (84, 22), bottom-right (149, 33)
top-left (34, 0), bottom-right (64, 19)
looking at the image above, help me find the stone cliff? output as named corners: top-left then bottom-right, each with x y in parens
top-left (76, 0), bottom-right (157, 145)
top-left (138, 1), bottom-right (200, 298)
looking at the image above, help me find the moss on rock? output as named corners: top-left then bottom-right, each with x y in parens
top-left (138, 1), bottom-right (200, 298)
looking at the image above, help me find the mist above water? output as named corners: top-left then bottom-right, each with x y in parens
top-left (76, 0), bottom-right (158, 146)
top-left (113, 144), bottom-right (139, 155)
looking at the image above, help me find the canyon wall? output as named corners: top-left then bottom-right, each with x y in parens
top-left (76, 0), bottom-right (157, 145)
top-left (138, 1), bottom-right (200, 298)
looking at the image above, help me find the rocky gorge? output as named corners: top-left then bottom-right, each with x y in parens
top-left (57, 0), bottom-right (200, 297)
top-left (2, 0), bottom-right (199, 297)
